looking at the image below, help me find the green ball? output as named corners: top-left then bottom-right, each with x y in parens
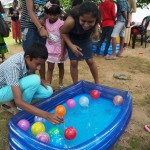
top-left (48, 126), bottom-right (62, 138)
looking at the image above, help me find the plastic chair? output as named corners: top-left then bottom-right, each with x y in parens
top-left (131, 16), bottom-right (150, 49)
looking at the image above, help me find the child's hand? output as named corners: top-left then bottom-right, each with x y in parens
top-left (59, 53), bottom-right (65, 61)
top-left (71, 45), bottom-right (83, 57)
top-left (46, 112), bottom-right (64, 125)
top-left (41, 79), bottom-right (51, 89)
top-left (38, 27), bottom-right (49, 38)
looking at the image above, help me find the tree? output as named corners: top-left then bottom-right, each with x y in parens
top-left (61, 0), bottom-right (150, 10)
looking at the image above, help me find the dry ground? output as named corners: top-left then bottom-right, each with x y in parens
top-left (0, 38), bottom-right (150, 150)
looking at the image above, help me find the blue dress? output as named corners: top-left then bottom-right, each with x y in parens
top-left (68, 15), bottom-right (95, 60)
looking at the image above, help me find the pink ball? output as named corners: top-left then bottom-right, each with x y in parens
top-left (113, 95), bottom-right (124, 106)
top-left (66, 99), bottom-right (76, 108)
top-left (17, 119), bottom-right (30, 131)
top-left (36, 132), bottom-right (50, 143)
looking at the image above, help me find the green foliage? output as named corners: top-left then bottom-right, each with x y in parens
top-left (60, 0), bottom-right (150, 10)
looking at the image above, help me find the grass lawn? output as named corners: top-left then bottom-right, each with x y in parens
top-left (0, 34), bottom-right (150, 150)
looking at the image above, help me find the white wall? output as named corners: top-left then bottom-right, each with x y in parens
top-left (132, 4), bottom-right (150, 24)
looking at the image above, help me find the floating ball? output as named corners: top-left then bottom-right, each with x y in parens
top-left (31, 122), bottom-right (45, 135)
top-left (113, 95), bottom-right (124, 106)
top-left (34, 116), bottom-right (46, 123)
top-left (17, 119), bottom-right (30, 131)
top-left (79, 96), bottom-right (89, 107)
top-left (48, 126), bottom-right (62, 138)
top-left (90, 90), bottom-right (100, 99)
top-left (55, 105), bottom-right (66, 117)
top-left (50, 135), bottom-right (65, 148)
top-left (36, 132), bottom-right (50, 143)
top-left (66, 99), bottom-right (76, 108)
top-left (64, 127), bottom-right (77, 140)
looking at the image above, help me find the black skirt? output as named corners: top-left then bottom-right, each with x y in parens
top-left (67, 38), bottom-right (93, 61)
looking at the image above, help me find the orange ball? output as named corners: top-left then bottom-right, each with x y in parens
top-left (55, 105), bottom-right (66, 117)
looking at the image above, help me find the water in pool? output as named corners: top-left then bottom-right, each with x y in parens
top-left (29, 93), bottom-right (121, 148)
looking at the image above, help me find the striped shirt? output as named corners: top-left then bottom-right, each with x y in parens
top-left (0, 52), bottom-right (29, 88)
top-left (21, 0), bottom-right (47, 28)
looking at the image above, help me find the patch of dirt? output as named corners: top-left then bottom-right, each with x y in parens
top-left (1, 41), bottom-right (150, 149)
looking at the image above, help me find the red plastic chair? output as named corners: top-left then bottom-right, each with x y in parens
top-left (131, 16), bottom-right (150, 49)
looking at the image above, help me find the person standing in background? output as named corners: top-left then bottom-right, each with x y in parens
top-left (8, 0), bottom-right (21, 43)
top-left (0, 1), bottom-right (8, 62)
top-left (105, 0), bottom-right (130, 60)
top-left (124, 0), bottom-right (136, 49)
top-left (95, 0), bottom-right (116, 56)
top-left (21, 0), bottom-right (48, 80)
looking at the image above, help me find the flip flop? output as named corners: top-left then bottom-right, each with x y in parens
top-left (59, 85), bottom-right (64, 89)
top-left (0, 104), bottom-right (18, 115)
top-left (144, 125), bottom-right (150, 133)
top-left (105, 55), bottom-right (116, 60)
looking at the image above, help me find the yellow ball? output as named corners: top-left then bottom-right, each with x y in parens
top-left (31, 122), bottom-right (45, 135)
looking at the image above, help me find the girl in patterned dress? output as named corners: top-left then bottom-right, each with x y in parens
top-left (44, 0), bottom-right (67, 88)
top-left (8, 0), bottom-right (21, 43)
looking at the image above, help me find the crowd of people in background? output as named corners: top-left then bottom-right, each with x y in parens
top-left (0, 0), bottom-right (149, 130)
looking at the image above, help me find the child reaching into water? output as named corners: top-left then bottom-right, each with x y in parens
top-left (44, 0), bottom-right (67, 88)
top-left (61, 2), bottom-right (100, 84)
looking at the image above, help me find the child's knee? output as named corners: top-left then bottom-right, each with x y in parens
top-left (28, 74), bottom-right (41, 87)
top-left (71, 61), bottom-right (78, 68)
top-left (86, 59), bottom-right (94, 65)
top-left (44, 86), bottom-right (53, 98)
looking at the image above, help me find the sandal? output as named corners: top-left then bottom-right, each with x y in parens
top-left (59, 85), bottom-right (64, 89)
top-left (1, 104), bottom-right (19, 115)
top-left (144, 124), bottom-right (150, 133)
top-left (105, 55), bottom-right (116, 60)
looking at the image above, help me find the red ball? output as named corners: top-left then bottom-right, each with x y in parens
top-left (90, 90), bottom-right (100, 99)
top-left (64, 127), bottom-right (77, 140)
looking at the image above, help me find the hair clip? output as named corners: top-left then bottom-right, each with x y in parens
top-left (45, 1), bottom-right (60, 9)
top-left (45, 1), bottom-right (52, 9)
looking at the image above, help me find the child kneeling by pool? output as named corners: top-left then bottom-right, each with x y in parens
top-left (0, 42), bottom-right (64, 125)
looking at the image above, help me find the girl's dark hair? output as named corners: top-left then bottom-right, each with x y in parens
top-left (44, 0), bottom-right (61, 15)
top-left (72, 0), bottom-right (83, 8)
top-left (24, 42), bottom-right (48, 60)
top-left (78, 2), bottom-right (100, 23)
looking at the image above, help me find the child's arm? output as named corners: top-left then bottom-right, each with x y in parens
top-left (26, 0), bottom-right (48, 38)
top-left (93, 23), bottom-right (99, 39)
top-left (59, 34), bottom-right (66, 61)
top-left (61, 16), bottom-right (83, 57)
top-left (12, 86), bottom-right (64, 125)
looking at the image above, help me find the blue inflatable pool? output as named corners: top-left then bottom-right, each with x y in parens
top-left (92, 42), bottom-right (120, 55)
top-left (9, 80), bottom-right (132, 150)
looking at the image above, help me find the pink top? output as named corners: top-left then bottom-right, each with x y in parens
top-left (45, 19), bottom-right (67, 63)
